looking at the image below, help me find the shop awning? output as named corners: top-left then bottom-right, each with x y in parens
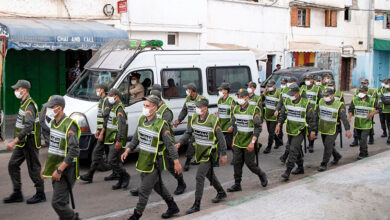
top-left (289, 41), bottom-right (340, 53)
top-left (207, 42), bottom-right (267, 60)
top-left (0, 18), bottom-right (128, 51)
top-left (374, 38), bottom-right (390, 51)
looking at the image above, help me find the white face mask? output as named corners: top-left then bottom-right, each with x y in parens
top-left (289, 95), bottom-right (296, 101)
top-left (96, 91), bottom-right (101, 97)
top-left (247, 88), bottom-right (253, 94)
top-left (281, 84), bottom-right (286, 89)
top-left (46, 107), bottom-right (58, 118)
top-left (14, 90), bottom-right (23, 99)
top-left (186, 90), bottom-right (191, 96)
top-left (305, 81), bottom-right (311, 86)
top-left (218, 91), bottom-right (224, 98)
top-left (381, 83), bottom-right (385, 87)
top-left (324, 96), bottom-right (332, 102)
top-left (287, 83), bottom-right (292, 87)
top-left (131, 80), bottom-right (137, 85)
top-left (142, 107), bottom-right (151, 117)
top-left (236, 98), bottom-right (246, 105)
top-left (358, 93), bottom-right (366, 99)
top-left (195, 107), bottom-right (203, 115)
top-left (108, 97), bottom-right (116, 104)
top-left (315, 82), bottom-right (321, 86)
top-left (268, 87), bottom-right (275, 91)
top-left (385, 85), bottom-right (390, 89)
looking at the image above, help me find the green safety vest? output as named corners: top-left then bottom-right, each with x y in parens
top-left (104, 102), bottom-right (128, 146)
top-left (300, 85), bottom-right (320, 109)
top-left (233, 104), bottom-right (259, 148)
top-left (334, 90), bottom-right (344, 102)
top-left (281, 87), bottom-right (289, 99)
top-left (14, 97), bottom-right (41, 148)
top-left (185, 94), bottom-right (205, 125)
top-left (248, 94), bottom-right (261, 106)
top-left (285, 97), bottom-right (310, 136)
top-left (191, 113), bottom-right (218, 162)
top-left (136, 115), bottom-right (166, 173)
top-left (318, 99), bottom-right (342, 135)
top-left (352, 96), bottom-right (375, 129)
top-left (380, 87), bottom-right (390, 113)
top-left (264, 90), bottom-right (281, 121)
top-left (97, 96), bottom-right (108, 130)
top-left (156, 102), bottom-right (175, 141)
top-left (217, 96), bottom-right (234, 132)
top-left (43, 117), bottom-right (80, 178)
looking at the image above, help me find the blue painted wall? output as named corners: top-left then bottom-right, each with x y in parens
top-left (351, 53), bottom-right (371, 88)
top-left (373, 50), bottom-right (390, 88)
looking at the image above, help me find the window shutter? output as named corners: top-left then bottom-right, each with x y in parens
top-left (305, 8), bottom-right (311, 27)
top-left (291, 7), bottom-right (298, 26)
top-left (331, 10), bottom-right (338, 27)
top-left (325, 10), bottom-right (330, 27)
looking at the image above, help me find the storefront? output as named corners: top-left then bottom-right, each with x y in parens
top-left (373, 38), bottom-right (390, 87)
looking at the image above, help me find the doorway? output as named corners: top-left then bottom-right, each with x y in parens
top-left (266, 55), bottom-right (274, 78)
top-left (340, 57), bottom-right (352, 91)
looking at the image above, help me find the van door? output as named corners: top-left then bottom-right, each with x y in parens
top-left (155, 54), bottom-right (202, 133)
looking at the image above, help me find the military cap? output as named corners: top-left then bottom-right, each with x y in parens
top-left (304, 75), bottom-right (314, 80)
top-left (281, 78), bottom-right (288, 84)
top-left (322, 87), bottom-right (335, 96)
top-left (359, 85), bottom-right (368, 92)
top-left (314, 75), bottom-right (322, 81)
top-left (144, 94), bottom-right (160, 106)
top-left (149, 84), bottom-right (162, 92)
top-left (236, 88), bottom-right (249, 97)
top-left (381, 78), bottom-right (388, 83)
top-left (247, 81), bottom-right (257, 88)
top-left (217, 82), bottom-right (230, 91)
top-left (287, 77), bottom-right (297, 83)
top-left (287, 84), bottom-right (300, 96)
top-left (96, 83), bottom-right (109, 92)
top-left (361, 78), bottom-right (369, 84)
top-left (108, 88), bottom-right (121, 97)
top-left (195, 98), bottom-right (209, 107)
top-left (11, 80), bottom-right (31, 90)
top-left (43, 95), bottom-right (65, 108)
top-left (184, 83), bottom-right (197, 92)
top-left (327, 80), bottom-right (335, 86)
top-left (150, 89), bottom-right (162, 99)
top-left (267, 79), bottom-right (276, 86)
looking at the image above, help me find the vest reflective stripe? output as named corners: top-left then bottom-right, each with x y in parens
top-left (14, 97), bottom-right (41, 148)
top-left (352, 97), bottom-right (374, 129)
top-left (218, 104), bottom-right (231, 119)
top-left (318, 99), bottom-right (342, 135)
top-left (301, 85), bottom-right (320, 108)
top-left (136, 116), bottom-right (166, 173)
top-left (217, 97), bottom-right (234, 132)
top-left (248, 95), bottom-right (261, 106)
top-left (105, 103), bottom-right (127, 145)
top-left (186, 102), bottom-right (196, 116)
top-left (264, 90), bottom-right (281, 121)
top-left (285, 98), bottom-right (309, 136)
top-left (97, 97), bottom-right (108, 130)
top-left (184, 94), bottom-right (205, 126)
top-left (233, 105), bottom-right (258, 148)
top-left (106, 112), bottom-right (117, 129)
top-left (191, 114), bottom-right (218, 162)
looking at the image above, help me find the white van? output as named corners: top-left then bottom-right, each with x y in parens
top-left (65, 40), bottom-right (260, 159)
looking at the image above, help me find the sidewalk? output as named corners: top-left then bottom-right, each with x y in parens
top-left (178, 150), bottom-right (390, 220)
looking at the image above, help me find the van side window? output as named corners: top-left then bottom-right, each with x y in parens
top-left (161, 68), bottom-right (202, 99)
top-left (206, 66), bottom-right (251, 95)
top-left (117, 69), bottom-right (153, 106)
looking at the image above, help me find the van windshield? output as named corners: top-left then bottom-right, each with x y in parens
top-left (68, 70), bottom-right (120, 101)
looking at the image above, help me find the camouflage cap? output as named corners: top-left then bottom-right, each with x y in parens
top-left (195, 98), bottom-right (209, 107)
top-left (314, 75), bottom-right (322, 81)
top-left (184, 83), bottom-right (197, 92)
top-left (267, 79), bottom-right (276, 86)
top-left (287, 77), bottom-right (297, 83)
top-left (287, 84), bottom-right (300, 96)
top-left (144, 94), bottom-right (160, 106)
top-left (359, 85), bottom-right (368, 92)
top-left (304, 75), bottom-right (314, 80)
top-left (247, 81), bottom-right (257, 88)
top-left (150, 89), bottom-right (162, 99)
top-left (236, 88), bottom-right (249, 97)
top-left (327, 80), bottom-right (335, 86)
top-left (108, 88), bottom-right (121, 97)
top-left (11, 80), bottom-right (31, 90)
top-left (361, 78), bottom-right (369, 84)
top-left (43, 95), bottom-right (65, 108)
top-left (322, 87), bottom-right (335, 96)
top-left (217, 82), bottom-right (230, 91)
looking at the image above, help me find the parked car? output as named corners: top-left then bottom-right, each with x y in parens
top-left (65, 39), bottom-right (260, 159)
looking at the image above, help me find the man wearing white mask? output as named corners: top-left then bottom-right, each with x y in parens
top-left (321, 74), bottom-right (330, 89)
top-left (4, 80), bottom-right (45, 204)
top-left (247, 81), bottom-right (261, 108)
top-left (314, 75), bottom-right (323, 91)
top-left (262, 80), bottom-right (283, 154)
top-left (129, 73), bottom-right (145, 103)
top-left (122, 94), bottom-right (182, 220)
top-left (104, 88), bottom-right (130, 190)
top-left (348, 85), bottom-right (380, 160)
top-left (173, 83), bottom-right (205, 171)
top-left (176, 98), bottom-right (228, 215)
top-left (315, 88), bottom-right (352, 172)
top-left (227, 88), bottom-right (268, 192)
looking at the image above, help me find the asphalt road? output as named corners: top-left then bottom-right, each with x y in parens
top-left (1, 114), bottom-right (390, 220)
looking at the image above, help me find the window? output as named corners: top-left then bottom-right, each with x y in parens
top-left (325, 10), bottom-right (338, 27)
top-left (161, 68), bottom-right (202, 99)
top-left (291, 7), bottom-right (310, 27)
top-left (117, 69), bottom-right (153, 106)
top-left (206, 66), bottom-right (251, 95)
top-left (385, 14), bottom-right (390, 29)
top-left (167, 33), bottom-right (178, 46)
top-left (344, 7), bottom-right (351, 21)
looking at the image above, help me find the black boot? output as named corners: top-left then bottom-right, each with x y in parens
top-left (184, 158), bottom-right (191, 172)
top-left (381, 132), bottom-right (387, 137)
top-left (263, 145), bottom-right (272, 154)
top-left (80, 172), bottom-right (94, 183)
top-left (211, 190), bottom-right (227, 203)
top-left (350, 138), bottom-right (359, 147)
top-left (186, 199), bottom-right (201, 215)
top-left (280, 154), bottom-right (287, 164)
top-left (308, 145), bottom-right (314, 153)
top-left (174, 177), bottom-right (186, 195)
top-left (104, 172), bottom-right (120, 181)
top-left (331, 155), bottom-right (342, 165)
top-left (130, 188), bottom-right (139, 197)
top-left (281, 167), bottom-right (293, 180)
top-left (3, 191), bottom-right (23, 203)
top-left (259, 171), bottom-right (268, 187)
top-left (368, 135), bottom-right (374, 145)
top-left (227, 182), bottom-right (242, 192)
top-left (161, 198), bottom-right (180, 218)
top-left (128, 210), bottom-right (142, 220)
top-left (74, 213), bottom-right (81, 220)
top-left (112, 174), bottom-right (123, 190)
top-left (292, 166), bottom-right (304, 175)
top-left (121, 172), bottom-right (130, 189)
top-left (317, 163), bottom-right (327, 172)
top-left (26, 192), bottom-right (46, 204)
